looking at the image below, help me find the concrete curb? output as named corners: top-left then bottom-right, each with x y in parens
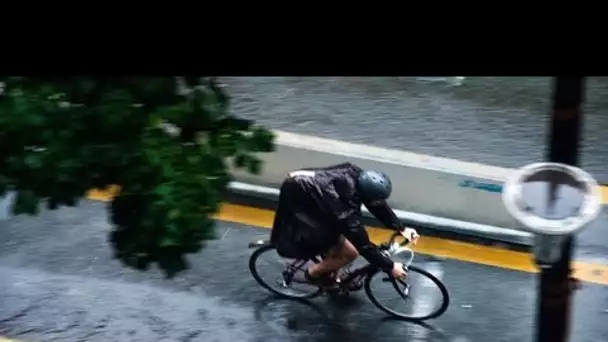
top-left (228, 181), bottom-right (534, 247)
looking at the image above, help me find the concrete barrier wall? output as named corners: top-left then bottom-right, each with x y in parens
top-left (230, 131), bottom-right (517, 229)
top-left (0, 129), bottom-right (600, 246)
top-left (0, 125), bottom-right (514, 229)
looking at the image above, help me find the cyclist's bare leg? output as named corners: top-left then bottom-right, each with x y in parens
top-left (308, 236), bottom-right (358, 278)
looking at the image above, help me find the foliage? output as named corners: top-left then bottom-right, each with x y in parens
top-left (0, 77), bottom-right (275, 277)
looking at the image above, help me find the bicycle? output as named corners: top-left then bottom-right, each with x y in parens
top-left (248, 231), bottom-right (450, 321)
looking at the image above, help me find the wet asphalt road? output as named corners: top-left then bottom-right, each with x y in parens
top-left (2, 201), bottom-right (608, 342)
top-left (222, 77), bottom-right (608, 183)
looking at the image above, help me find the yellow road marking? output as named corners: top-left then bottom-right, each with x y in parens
top-left (86, 185), bottom-right (608, 204)
top-left (85, 186), bottom-right (608, 286)
top-left (214, 203), bottom-right (608, 286)
top-left (86, 185), bottom-right (120, 201)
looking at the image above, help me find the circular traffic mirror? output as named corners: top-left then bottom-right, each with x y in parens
top-left (502, 163), bottom-right (602, 236)
top-left (519, 169), bottom-right (586, 220)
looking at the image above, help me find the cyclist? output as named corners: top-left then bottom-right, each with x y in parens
top-left (270, 162), bottom-right (419, 288)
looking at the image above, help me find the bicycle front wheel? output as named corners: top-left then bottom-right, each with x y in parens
top-left (364, 264), bottom-right (449, 321)
top-left (249, 245), bottom-right (322, 299)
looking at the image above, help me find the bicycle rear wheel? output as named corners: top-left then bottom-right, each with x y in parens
top-left (249, 245), bottom-right (322, 299)
top-left (364, 264), bottom-right (449, 321)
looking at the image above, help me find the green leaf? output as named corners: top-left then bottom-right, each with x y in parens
top-left (234, 153), bottom-right (246, 168)
top-left (0, 176), bottom-right (10, 196)
top-left (251, 127), bottom-right (276, 152)
top-left (12, 190), bottom-right (39, 215)
top-left (160, 237), bottom-right (179, 248)
top-left (24, 154), bottom-right (43, 170)
top-left (246, 156), bottom-right (262, 174)
top-left (168, 209), bottom-right (180, 219)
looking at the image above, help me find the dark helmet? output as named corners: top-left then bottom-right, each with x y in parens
top-left (356, 170), bottom-right (392, 201)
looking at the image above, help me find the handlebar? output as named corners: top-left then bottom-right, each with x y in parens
top-left (388, 231), bottom-right (410, 246)
top-left (382, 231), bottom-right (415, 268)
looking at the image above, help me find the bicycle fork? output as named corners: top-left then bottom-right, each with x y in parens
top-left (383, 276), bottom-right (411, 299)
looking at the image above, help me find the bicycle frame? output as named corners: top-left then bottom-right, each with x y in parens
top-left (331, 235), bottom-right (415, 290)
top-left (248, 232), bottom-right (415, 291)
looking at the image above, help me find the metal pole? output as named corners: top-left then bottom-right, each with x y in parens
top-left (537, 76), bottom-right (586, 342)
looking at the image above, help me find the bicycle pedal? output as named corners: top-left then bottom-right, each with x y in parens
top-left (277, 277), bottom-right (291, 287)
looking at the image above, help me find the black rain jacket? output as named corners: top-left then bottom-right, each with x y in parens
top-left (280, 162), bottom-right (404, 271)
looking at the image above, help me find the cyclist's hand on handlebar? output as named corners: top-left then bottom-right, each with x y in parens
top-left (401, 227), bottom-right (419, 245)
top-left (391, 262), bottom-right (407, 279)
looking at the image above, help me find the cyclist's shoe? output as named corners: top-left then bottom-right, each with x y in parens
top-left (305, 269), bottom-right (338, 289)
